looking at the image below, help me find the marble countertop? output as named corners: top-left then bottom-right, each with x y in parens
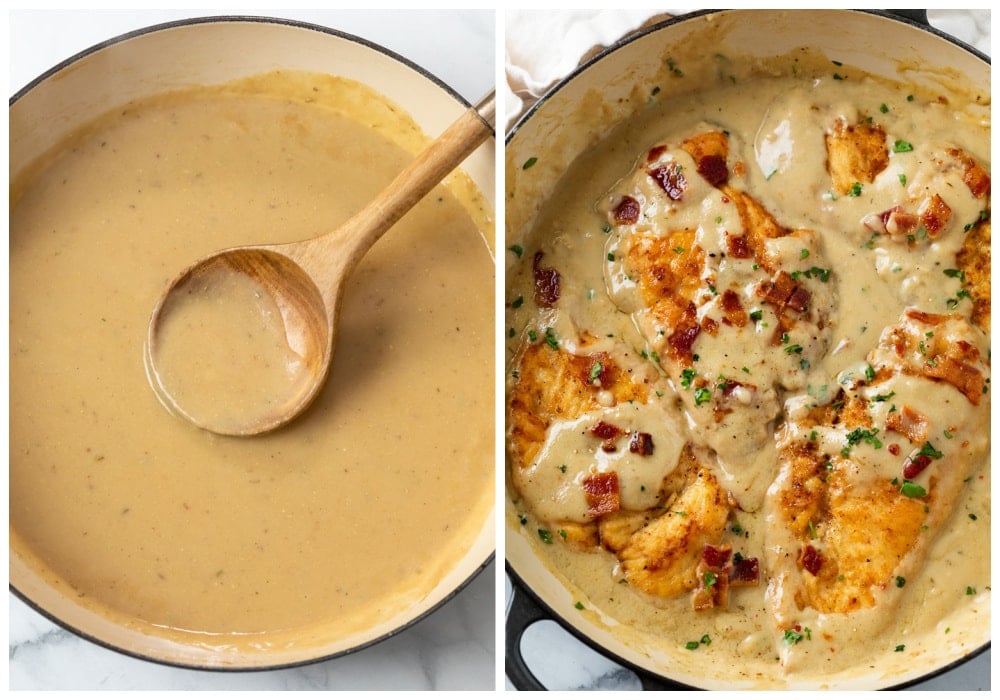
top-left (8, 9), bottom-right (495, 692)
top-left (504, 8), bottom-right (991, 692)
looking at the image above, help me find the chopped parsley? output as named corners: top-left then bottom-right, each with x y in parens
top-left (588, 361), bottom-right (603, 383)
top-left (537, 529), bottom-right (553, 544)
top-left (842, 427), bottom-right (882, 456)
top-left (544, 327), bottom-right (559, 350)
top-left (680, 368), bottom-right (697, 389)
top-left (848, 182), bottom-right (863, 197)
top-left (893, 139), bottom-right (914, 153)
top-left (574, 601), bottom-right (584, 610)
top-left (694, 387), bottom-right (712, 406)
top-left (511, 295), bottom-right (524, 309)
top-left (522, 156), bottom-right (538, 170)
top-left (900, 480), bottom-right (927, 499)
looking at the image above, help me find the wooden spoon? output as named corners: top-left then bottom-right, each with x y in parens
top-left (145, 90), bottom-right (495, 436)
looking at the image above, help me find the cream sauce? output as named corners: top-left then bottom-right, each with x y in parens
top-left (148, 264), bottom-right (315, 434)
top-left (10, 72), bottom-right (494, 652)
top-left (506, 64), bottom-right (989, 686)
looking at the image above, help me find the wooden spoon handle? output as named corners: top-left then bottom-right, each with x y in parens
top-left (323, 91), bottom-right (495, 275)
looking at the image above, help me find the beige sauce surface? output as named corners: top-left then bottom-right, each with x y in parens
top-left (148, 264), bottom-right (316, 434)
top-left (506, 61), bottom-right (989, 687)
top-left (10, 72), bottom-right (494, 652)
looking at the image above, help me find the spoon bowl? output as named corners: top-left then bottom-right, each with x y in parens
top-left (146, 90), bottom-right (495, 435)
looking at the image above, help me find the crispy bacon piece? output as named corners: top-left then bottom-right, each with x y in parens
top-left (702, 543), bottom-right (732, 568)
top-left (681, 131), bottom-right (730, 187)
top-left (590, 420), bottom-right (623, 453)
top-left (731, 556), bottom-right (760, 586)
top-left (918, 193), bottom-right (952, 237)
top-left (629, 431), bottom-right (655, 456)
top-left (948, 147), bottom-right (991, 198)
top-left (720, 289), bottom-right (748, 327)
top-left (646, 144), bottom-right (668, 163)
top-left (902, 453), bottom-right (932, 480)
top-left (757, 270), bottom-right (811, 342)
top-left (648, 163), bottom-right (687, 200)
top-left (667, 302), bottom-right (702, 364)
top-left (892, 310), bottom-right (987, 405)
top-left (696, 154), bottom-right (729, 187)
top-left (583, 472), bottom-right (620, 518)
top-left (885, 405), bottom-right (929, 444)
top-left (923, 355), bottom-right (985, 405)
top-left (613, 195), bottom-right (641, 224)
top-left (579, 352), bottom-right (616, 387)
top-left (693, 545), bottom-right (732, 611)
top-left (691, 543), bottom-right (760, 611)
top-left (799, 544), bottom-right (824, 576)
top-left (590, 421), bottom-right (623, 440)
top-left (727, 234), bottom-right (752, 259)
top-left (532, 251), bottom-right (561, 307)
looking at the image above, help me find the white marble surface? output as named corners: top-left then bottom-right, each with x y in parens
top-left (8, 9), bottom-right (496, 692)
top-left (504, 8), bottom-right (991, 692)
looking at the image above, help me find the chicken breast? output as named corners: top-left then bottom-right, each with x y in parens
top-left (765, 308), bottom-right (990, 670)
top-left (602, 128), bottom-right (835, 502)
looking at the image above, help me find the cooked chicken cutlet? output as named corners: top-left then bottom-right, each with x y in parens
top-left (612, 446), bottom-right (732, 599)
top-left (825, 118), bottom-right (889, 195)
top-left (765, 308), bottom-right (990, 669)
top-left (603, 128), bottom-right (835, 501)
top-left (507, 335), bottom-right (691, 543)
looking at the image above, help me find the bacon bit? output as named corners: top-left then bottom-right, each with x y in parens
top-left (902, 453), bottom-right (932, 480)
top-left (649, 163), bottom-right (687, 200)
top-left (799, 544), bottom-right (824, 576)
top-left (696, 154), bottom-right (729, 187)
top-left (612, 195), bottom-right (641, 224)
top-left (578, 352), bottom-right (616, 387)
top-left (532, 251), bottom-right (561, 307)
top-left (702, 543), bottom-right (732, 568)
top-left (720, 289), bottom-right (748, 327)
top-left (924, 355), bottom-right (984, 405)
top-left (590, 421), bottom-right (622, 440)
top-left (727, 235), bottom-right (752, 259)
top-left (888, 443), bottom-right (901, 456)
top-left (591, 420), bottom-right (623, 452)
top-left (905, 309), bottom-right (949, 325)
top-left (877, 206), bottom-right (920, 237)
top-left (918, 193), bottom-right (951, 237)
top-left (692, 544), bottom-right (760, 611)
top-left (948, 148), bottom-right (991, 198)
top-left (667, 302), bottom-right (701, 363)
top-left (885, 405), bottom-right (930, 444)
top-left (701, 316), bottom-right (719, 335)
top-left (647, 144), bottom-right (668, 163)
top-left (582, 472), bottom-right (620, 518)
top-left (629, 431), bottom-right (655, 456)
top-left (719, 378), bottom-right (755, 398)
top-left (731, 557), bottom-right (760, 587)
top-left (758, 270), bottom-right (812, 317)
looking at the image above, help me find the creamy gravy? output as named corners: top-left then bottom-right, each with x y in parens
top-left (10, 72), bottom-right (494, 652)
top-left (506, 61), bottom-right (989, 686)
top-left (148, 264), bottom-right (316, 434)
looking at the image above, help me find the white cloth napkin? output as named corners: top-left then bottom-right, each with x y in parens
top-left (504, 10), bottom-right (990, 131)
top-left (504, 9), bottom-right (696, 129)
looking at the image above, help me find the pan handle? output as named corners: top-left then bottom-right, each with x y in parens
top-left (504, 579), bottom-right (549, 691)
top-left (885, 9), bottom-right (929, 26)
top-left (506, 574), bottom-right (691, 691)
